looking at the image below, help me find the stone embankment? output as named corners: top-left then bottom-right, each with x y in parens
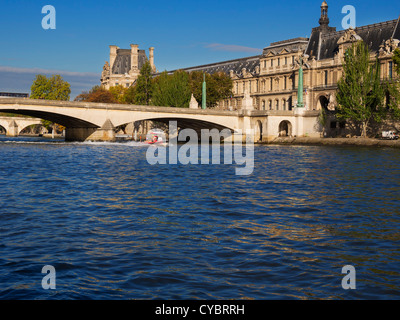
top-left (266, 137), bottom-right (400, 148)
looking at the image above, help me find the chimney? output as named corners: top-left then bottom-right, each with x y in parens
top-left (130, 44), bottom-right (139, 72)
top-left (109, 45), bottom-right (119, 70)
top-left (149, 47), bottom-right (156, 72)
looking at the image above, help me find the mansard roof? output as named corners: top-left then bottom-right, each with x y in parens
top-left (306, 18), bottom-right (400, 60)
top-left (165, 55), bottom-right (260, 78)
top-left (111, 49), bottom-right (148, 74)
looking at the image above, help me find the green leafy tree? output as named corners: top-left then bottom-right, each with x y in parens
top-left (30, 74), bottom-right (71, 101)
top-left (189, 71), bottom-right (233, 108)
top-left (336, 41), bottom-right (385, 137)
top-left (152, 70), bottom-right (191, 108)
top-left (393, 48), bottom-right (400, 75)
top-left (30, 74), bottom-right (71, 133)
top-left (385, 48), bottom-right (400, 120)
top-left (130, 62), bottom-right (154, 105)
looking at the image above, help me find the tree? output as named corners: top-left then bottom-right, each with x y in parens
top-left (336, 41), bottom-right (385, 137)
top-left (30, 74), bottom-right (71, 101)
top-left (152, 70), bottom-right (191, 108)
top-left (385, 48), bottom-right (400, 121)
top-left (189, 71), bottom-right (233, 108)
top-left (74, 86), bottom-right (117, 104)
top-left (109, 85), bottom-right (128, 104)
top-left (130, 62), bottom-right (154, 105)
top-left (85, 88), bottom-right (117, 103)
top-left (30, 74), bottom-right (71, 134)
top-left (393, 48), bottom-right (400, 75)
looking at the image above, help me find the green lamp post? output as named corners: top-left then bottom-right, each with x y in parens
top-left (297, 56), bottom-right (305, 108)
top-left (202, 73), bottom-right (206, 110)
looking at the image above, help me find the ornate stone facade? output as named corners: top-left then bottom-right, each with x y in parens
top-left (100, 44), bottom-right (156, 90)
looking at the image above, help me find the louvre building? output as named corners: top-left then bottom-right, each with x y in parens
top-left (101, 1), bottom-right (400, 112)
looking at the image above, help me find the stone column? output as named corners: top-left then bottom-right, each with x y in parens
top-left (149, 47), bottom-right (156, 72)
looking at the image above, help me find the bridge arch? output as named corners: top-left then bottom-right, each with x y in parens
top-left (0, 98), bottom-right (242, 141)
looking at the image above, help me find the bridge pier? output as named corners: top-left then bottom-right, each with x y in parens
top-left (65, 127), bottom-right (98, 142)
top-left (65, 120), bottom-right (116, 142)
top-left (7, 120), bottom-right (19, 137)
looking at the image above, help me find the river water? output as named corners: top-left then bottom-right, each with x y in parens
top-left (0, 135), bottom-right (400, 300)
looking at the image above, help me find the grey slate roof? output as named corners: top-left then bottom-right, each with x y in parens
top-left (164, 55), bottom-right (260, 78)
top-left (306, 18), bottom-right (400, 60)
top-left (112, 49), bottom-right (148, 74)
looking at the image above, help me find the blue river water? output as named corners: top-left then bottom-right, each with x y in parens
top-left (1, 135), bottom-right (400, 300)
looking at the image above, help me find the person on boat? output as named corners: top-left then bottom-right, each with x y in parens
top-left (153, 136), bottom-right (158, 143)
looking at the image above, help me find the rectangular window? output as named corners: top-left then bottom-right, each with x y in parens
top-left (249, 81), bottom-right (252, 93)
top-left (264, 60), bottom-right (266, 69)
top-left (325, 71), bottom-right (328, 86)
top-left (271, 59), bottom-right (273, 67)
top-left (285, 57), bottom-right (288, 65)
top-left (284, 76), bottom-right (287, 90)
top-left (292, 56), bottom-right (295, 65)
top-left (270, 78), bottom-right (273, 91)
top-left (278, 58), bottom-right (280, 66)
top-left (389, 61), bottom-right (393, 79)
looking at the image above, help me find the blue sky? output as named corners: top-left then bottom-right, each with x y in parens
top-left (1, 0), bottom-right (399, 98)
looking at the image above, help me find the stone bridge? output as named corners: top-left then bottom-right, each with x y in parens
top-left (0, 98), bottom-right (321, 142)
top-left (0, 116), bottom-right (43, 136)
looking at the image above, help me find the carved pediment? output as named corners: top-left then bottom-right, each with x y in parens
top-left (264, 51), bottom-right (275, 57)
top-left (337, 28), bottom-right (362, 45)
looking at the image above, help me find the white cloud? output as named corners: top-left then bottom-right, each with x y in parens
top-left (0, 65), bottom-right (100, 99)
top-left (205, 43), bottom-right (262, 53)
top-left (0, 65), bottom-right (99, 78)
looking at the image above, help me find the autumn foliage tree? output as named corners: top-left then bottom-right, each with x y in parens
top-left (74, 86), bottom-right (117, 104)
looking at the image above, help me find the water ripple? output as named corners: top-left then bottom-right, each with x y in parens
top-left (1, 137), bottom-right (400, 299)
